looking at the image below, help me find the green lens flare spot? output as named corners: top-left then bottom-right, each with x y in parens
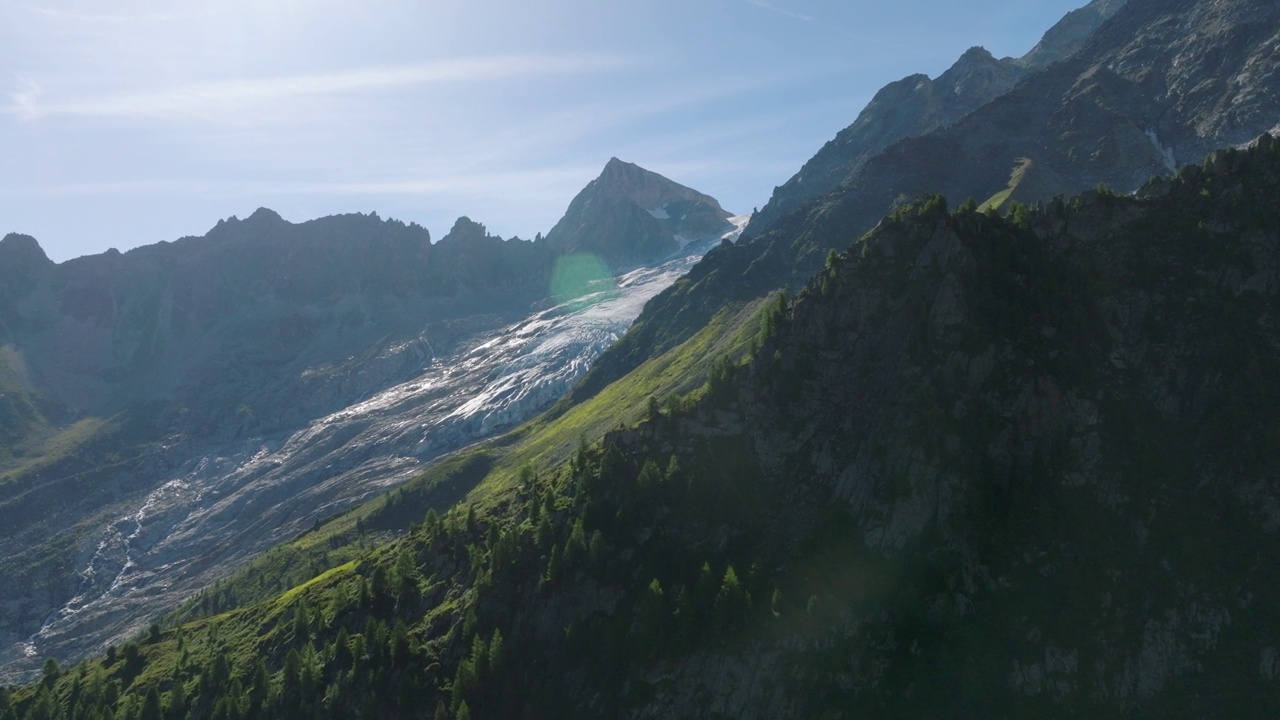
top-left (551, 254), bottom-right (618, 308)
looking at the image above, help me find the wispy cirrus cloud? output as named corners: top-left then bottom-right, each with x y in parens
top-left (10, 74), bottom-right (42, 120)
top-left (1, 1), bottom-right (205, 23)
top-left (3, 53), bottom-right (640, 122)
top-left (742, 0), bottom-right (813, 22)
top-left (0, 167), bottom-right (603, 200)
top-left (738, 0), bottom-right (905, 47)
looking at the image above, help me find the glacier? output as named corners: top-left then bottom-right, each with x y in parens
top-left (1, 215), bottom-right (750, 683)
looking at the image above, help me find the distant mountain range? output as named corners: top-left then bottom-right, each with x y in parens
top-left (0, 160), bottom-right (736, 682)
top-left (7, 0), bottom-right (1280, 717)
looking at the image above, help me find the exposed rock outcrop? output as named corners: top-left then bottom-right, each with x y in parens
top-left (578, 0), bottom-right (1280, 414)
top-left (544, 158), bottom-right (733, 270)
top-left (748, 0), bottom-right (1128, 234)
top-left (0, 162), bottom-right (736, 682)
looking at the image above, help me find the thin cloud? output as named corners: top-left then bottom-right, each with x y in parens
top-left (3, 54), bottom-right (639, 121)
top-left (0, 167), bottom-right (603, 201)
top-left (739, 0), bottom-right (905, 48)
top-left (10, 75), bottom-right (42, 120)
top-left (742, 0), bottom-right (813, 22)
top-left (2, 2), bottom-right (201, 23)
top-left (460, 70), bottom-right (793, 166)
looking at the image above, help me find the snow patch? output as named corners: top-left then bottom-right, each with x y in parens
top-left (647, 204), bottom-right (671, 220)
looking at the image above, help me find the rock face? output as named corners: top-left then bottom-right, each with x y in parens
top-left (749, 0), bottom-right (1128, 234)
top-left (838, 0), bottom-right (1280, 223)
top-left (1016, 0), bottom-right (1128, 69)
top-left (578, 0), bottom-right (1280, 410)
top-left (0, 163), bottom-right (737, 681)
top-left (544, 158), bottom-right (733, 270)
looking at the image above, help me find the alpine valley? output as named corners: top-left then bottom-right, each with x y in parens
top-left (0, 160), bottom-right (742, 683)
top-left (4, 0), bottom-right (1280, 718)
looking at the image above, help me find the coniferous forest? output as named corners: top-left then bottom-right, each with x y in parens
top-left (8, 135), bottom-right (1280, 718)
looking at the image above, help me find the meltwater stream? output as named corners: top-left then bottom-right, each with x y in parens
top-left (5, 216), bottom-right (748, 682)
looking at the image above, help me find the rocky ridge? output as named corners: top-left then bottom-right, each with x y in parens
top-left (748, 0), bottom-right (1127, 234)
top-left (0, 163), bottom-right (740, 682)
top-left (572, 0), bottom-right (1280, 414)
top-left (544, 158), bottom-right (733, 270)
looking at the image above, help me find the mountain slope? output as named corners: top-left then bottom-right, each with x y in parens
top-left (748, 0), bottom-right (1127, 235)
top-left (570, 0), bottom-right (1280, 413)
top-left (0, 163), bottom-right (738, 682)
top-left (13, 132), bottom-right (1280, 720)
top-left (544, 158), bottom-right (733, 270)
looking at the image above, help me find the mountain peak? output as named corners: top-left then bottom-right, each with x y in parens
top-left (745, 0), bottom-right (1128, 237)
top-left (0, 233), bottom-right (52, 268)
top-left (246, 207), bottom-right (285, 225)
top-left (440, 216), bottom-right (491, 244)
top-left (587, 158), bottom-right (730, 217)
top-left (544, 161), bottom-right (732, 270)
top-left (958, 45), bottom-right (995, 62)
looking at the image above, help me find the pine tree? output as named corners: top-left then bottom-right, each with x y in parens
top-left (282, 648), bottom-right (302, 700)
top-left (714, 566), bottom-right (751, 632)
top-left (1009, 201), bottom-right (1031, 228)
top-left (391, 622), bottom-right (411, 668)
top-left (249, 658), bottom-right (270, 709)
top-left (168, 679), bottom-right (188, 719)
top-left (333, 626), bottom-right (353, 672)
top-left (24, 687), bottom-right (54, 720)
top-left (465, 504), bottom-right (478, 535)
top-left (41, 658), bottom-right (61, 687)
top-left (470, 633), bottom-right (490, 679)
top-left (393, 549), bottom-right (418, 607)
top-left (139, 687), bottom-right (162, 720)
top-left (639, 578), bottom-right (666, 646)
top-left (488, 628), bottom-right (505, 677)
top-left (293, 603), bottom-right (310, 640)
top-left (637, 459), bottom-right (663, 491)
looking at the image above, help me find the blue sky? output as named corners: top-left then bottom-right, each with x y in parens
top-left (1, 0), bottom-right (1090, 262)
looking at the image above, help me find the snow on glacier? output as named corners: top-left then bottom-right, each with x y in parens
top-left (7, 215), bottom-right (750, 679)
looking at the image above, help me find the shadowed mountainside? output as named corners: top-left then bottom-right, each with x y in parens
top-left (567, 0), bottom-right (1280, 413)
top-left (11, 131), bottom-right (1280, 720)
top-left (748, 0), bottom-right (1127, 235)
top-left (0, 161), bottom-right (737, 682)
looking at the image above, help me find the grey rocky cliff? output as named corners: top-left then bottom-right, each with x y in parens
top-left (544, 158), bottom-right (734, 271)
top-left (749, 0), bottom-right (1127, 234)
top-left (582, 0), bottom-right (1280, 407)
top-left (1017, 0), bottom-right (1128, 69)
top-left (0, 168), bottom-right (744, 682)
top-left (837, 0), bottom-right (1280, 224)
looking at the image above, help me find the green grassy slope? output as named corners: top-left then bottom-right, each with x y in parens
top-left (163, 299), bottom-right (767, 624)
top-left (18, 138), bottom-right (1280, 720)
